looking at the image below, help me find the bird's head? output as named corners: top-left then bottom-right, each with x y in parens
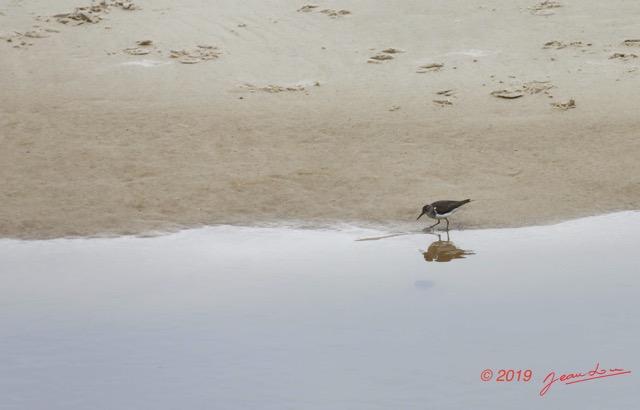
top-left (417, 204), bottom-right (432, 220)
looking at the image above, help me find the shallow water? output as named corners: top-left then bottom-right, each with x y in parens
top-left (1, 212), bottom-right (639, 409)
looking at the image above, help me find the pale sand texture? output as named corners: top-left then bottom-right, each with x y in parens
top-left (1, 0), bottom-right (639, 238)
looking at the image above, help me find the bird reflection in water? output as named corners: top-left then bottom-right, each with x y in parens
top-left (421, 231), bottom-right (475, 262)
top-left (354, 230), bottom-right (475, 263)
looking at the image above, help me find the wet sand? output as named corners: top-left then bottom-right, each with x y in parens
top-left (1, 1), bottom-right (639, 239)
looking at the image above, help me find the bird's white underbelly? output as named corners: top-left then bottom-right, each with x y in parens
top-left (432, 209), bottom-right (459, 219)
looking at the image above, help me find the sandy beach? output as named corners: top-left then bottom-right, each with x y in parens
top-left (1, 0), bottom-right (639, 239)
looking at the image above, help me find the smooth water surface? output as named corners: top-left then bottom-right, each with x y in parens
top-left (1, 212), bottom-right (639, 409)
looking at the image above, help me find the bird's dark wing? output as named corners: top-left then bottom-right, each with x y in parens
top-left (431, 199), bottom-right (471, 214)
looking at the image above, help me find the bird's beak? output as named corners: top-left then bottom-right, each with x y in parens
top-left (417, 211), bottom-right (425, 220)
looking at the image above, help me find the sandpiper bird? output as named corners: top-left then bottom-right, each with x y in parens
top-left (417, 199), bottom-right (472, 231)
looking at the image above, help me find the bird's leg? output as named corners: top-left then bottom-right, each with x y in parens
top-left (424, 219), bottom-right (441, 231)
top-left (445, 218), bottom-right (450, 231)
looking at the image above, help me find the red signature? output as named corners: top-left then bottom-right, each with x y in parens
top-left (540, 362), bottom-right (631, 396)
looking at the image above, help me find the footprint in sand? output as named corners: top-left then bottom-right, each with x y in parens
top-left (237, 81), bottom-right (319, 93)
top-left (297, 5), bottom-right (351, 18)
top-left (54, 1), bottom-right (137, 26)
top-left (2, 32), bottom-right (30, 49)
top-left (124, 48), bottom-right (150, 55)
top-left (528, 1), bottom-right (563, 15)
top-left (2, 28), bottom-right (57, 48)
top-left (622, 39), bottom-right (640, 47)
top-left (416, 63), bottom-right (444, 73)
top-left (433, 90), bottom-right (456, 106)
top-left (522, 80), bottom-right (554, 94)
top-left (121, 41), bottom-right (220, 64)
top-left (297, 4), bottom-right (318, 12)
top-left (23, 30), bottom-right (50, 39)
top-left (170, 45), bottom-right (220, 64)
top-left (110, 1), bottom-right (137, 10)
top-left (2, 14), bottom-right (62, 49)
top-left (438, 89), bottom-right (456, 97)
top-left (381, 48), bottom-right (405, 54)
top-left (542, 40), bottom-right (587, 49)
top-left (610, 52), bottom-right (638, 60)
top-left (367, 48), bottom-right (404, 64)
top-left (491, 80), bottom-right (554, 99)
top-left (54, 10), bottom-right (100, 25)
top-left (321, 9), bottom-right (351, 17)
top-left (490, 90), bottom-right (524, 99)
top-left (368, 53), bottom-right (393, 63)
top-left (123, 39), bottom-right (154, 55)
top-left (551, 99), bottom-right (576, 110)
